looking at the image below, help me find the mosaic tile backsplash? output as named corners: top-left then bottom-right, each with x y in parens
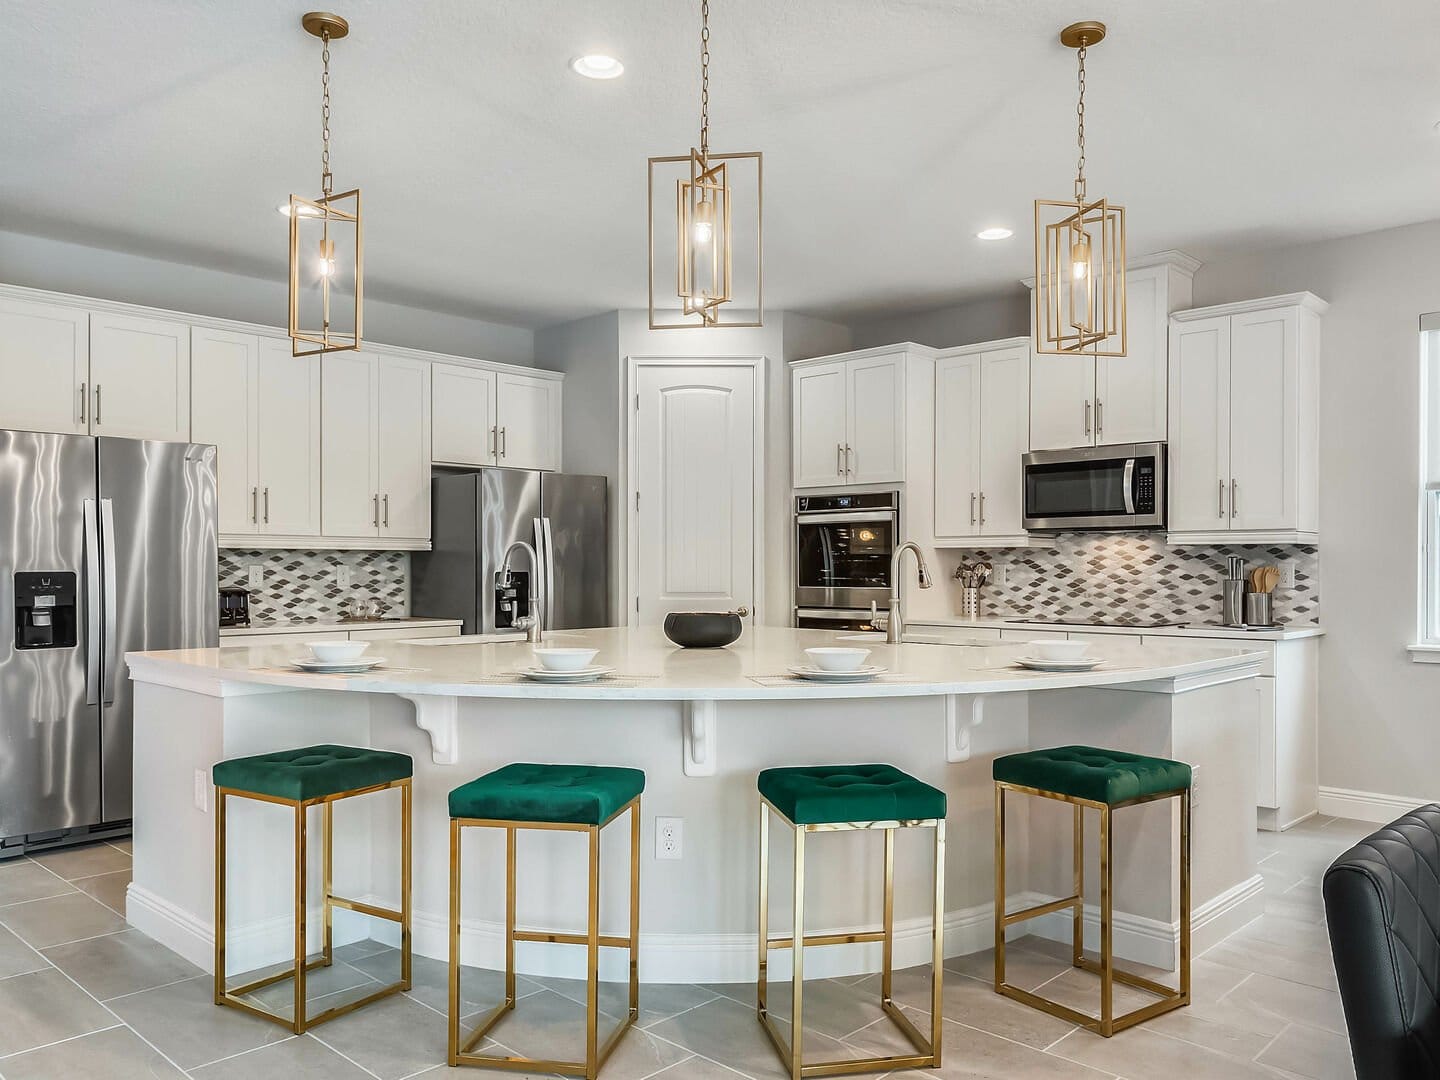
top-left (218, 549), bottom-right (410, 624)
top-left (936, 533), bottom-right (1319, 626)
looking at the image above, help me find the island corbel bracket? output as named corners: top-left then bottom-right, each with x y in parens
top-left (945, 694), bottom-right (984, 763)
top-left (398, 694), bottom-right (459, 765)
top-left (683, 699), bottom-right (718, 776)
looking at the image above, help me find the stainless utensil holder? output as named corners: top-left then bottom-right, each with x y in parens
top-left (1244, 592), bottom-right (1274, 627)
top-left (1221, 581), bottom-right (1246, 627)
top-left (960, 587), bottom-right (981, 621)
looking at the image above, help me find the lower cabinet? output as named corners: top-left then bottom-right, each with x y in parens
top-left (220, 622), bottom-right (462, 648)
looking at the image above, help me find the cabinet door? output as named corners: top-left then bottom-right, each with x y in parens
top-left (190, 327), bottom-right (258, 536)
top-left (496, 372), bottom-right (560, 471)
top-left (88, 312), bottom-right (191, 441)
top-left (1230, 307), bottom-right (1299, 531)
top-left (845, 353), bottom-right (905, 484)
top-left (1095, 270), bottom-right (1167, 444)
top-left (0, 297), bottom-right (88, 435)
top-left (257, 338), bottom-right (322, 536)
top-left (791, 361), bottom-right (849, 487)
top-left (432, 364), bottom-right (496, 466)
top-left (321, 351), bottom-right (379, 537)
top-left (347, 624), bottom-right (460, 641)
top-left (933, 354), bottom-right (982, 538)
top-left (1167, 317), bottom-right (1232, 533)
top-left (1029, 352), bottom-right (1095, 450)
top-left (377, 355), bottom-right (432, 540)
top-left (978, 344), bottom-right (1029, 536)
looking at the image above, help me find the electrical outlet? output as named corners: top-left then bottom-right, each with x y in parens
top-left (247, 564), bottom-right (264, 591)
top-left (1279, 561), bottom-right (1296, 589)
top-left (193, 769), bottom-right (208, 812)
top-left (336, 565), bottom-right (353, 590)
top-left (655, 817), bottom-right (683, 860)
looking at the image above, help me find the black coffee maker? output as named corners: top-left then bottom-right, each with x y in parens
top-left (219, 587), bottom-right (251, 628)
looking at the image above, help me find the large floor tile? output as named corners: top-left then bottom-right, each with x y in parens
top-left (106, 974), bottom-right (289, 1070)
top-left (1049, 1021), bottom-right (1288, 1080)
top-left (0, 1024), bottom-right (185, 1080)
top-left (0, 858), bottom-right (77, 906)
top-left (647, 992), bottom-right (866, 1079)
top-left (306, 992), bottom-right (450, 1079)
top-left (241, 957), bottom-right (380, 1017)
top-left (859, 1009), bottom-right (1116, 1079)
top-left (31, 842), bottom-right (132, 881)
top-left (193, 1034), bottom-right (376, 1079)
top-left (878, 963), bottom-right (1077, 1049)
top-left (353, 949), bottom-right (538, 1019)
top-left (1222, 971), bottom-right (1348, 1035)
top-left (43, 927), bottom-right (200, 1001)
top-left (646, 1056), bottom-right (748, 1078)
top-left (1202, 933), bottom-right (1338, 992)
top-left (0, 923), bottom-right (48, 979)
top-left (0, 889), bottom-right (128, 949)
top-left (0, 968), bottom-right (118, 1057)
top-left (948, 939), bottom-right (1075, 991)
top-left (74, 869), bottom-right (131, 915)
top-left (535, 972), bottom-right (718, 1029)
top-left (1256, 1020), bottom-right (1357, 1079)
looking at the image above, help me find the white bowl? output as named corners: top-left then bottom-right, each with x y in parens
top-left (532, 647), bottom-right (600, 672)
top-left (804, 647), bottom-right (872, 672)
top-left (1027, 639), bottom-right (1091, 661)
top-left (306, 640), bottom-right (371, 664)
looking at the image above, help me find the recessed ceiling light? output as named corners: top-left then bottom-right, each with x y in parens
top-left (976, 227), bottom-right (1014, 241)
top-left (570, 54), bottom-right (624, 80)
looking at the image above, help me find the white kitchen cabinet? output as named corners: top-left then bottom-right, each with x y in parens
top-left (191, 327), bottom-right (259, 536)
top-left (792, 360), bottom-right (850, 486)
top-left (791, 348), bottom-right (909, 488)
top-left (88, 311), bottom-right (191, 441)
top-left (347, 624), bottom-right (459, 641)
top-left (845, 353), bottom-right (906, 484)
top-left (1167, 294), bottom-right (1324, 543)
top-left (933, 339), bottom-right (1029, 543)
top-left (432, 364), bottom-right (496, 467)
top-left (1028, 256), bottom-right (1196, 450)
top-left (322, 351), bottom-right (432, 546)
top-left (495, 370), bottom-right (561, 471)
top-left (0, 296), bottom-right (89, 435)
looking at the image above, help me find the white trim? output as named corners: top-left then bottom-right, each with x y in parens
top-left (623, 355), bottom-right (768, 628)
top-left (1317, 786), bottom-right (1435, 824)
top-left (219, 534), bottom-right (431, 552)
top-left (1407, 644), bottom-right (1440, 663)
top-left (787, 342), bottom-right (937, 369)
top-left (1166, 530), bottom-right (1320, 546)
top-left (1170, 291), bottom-right (1330, 322)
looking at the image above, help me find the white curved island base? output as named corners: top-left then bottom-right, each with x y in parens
top-left (126, 628), bottom-right (1265, 985)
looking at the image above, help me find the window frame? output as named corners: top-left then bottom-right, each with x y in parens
top-left (1415, 317), bottom-right (1440, 659)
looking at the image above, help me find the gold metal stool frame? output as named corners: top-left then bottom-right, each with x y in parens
top-left (213, 777), bottom-right (413, 1034)
top-left (448, 795), bottom-right (641, 1077)
top-left (757, 795), bottom-right (946, 1078)
top-left (994, 781), bottom-right (1190, 1037)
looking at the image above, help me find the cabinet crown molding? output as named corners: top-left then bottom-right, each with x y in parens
top-left (1171, 291), bottom-right (1330, 322)
top-left (934, 336), bottom-right (1031, 359)
top-left (1020, 249), bottom-right (1202, 291)
top-left (789, 342), bottom-right (937, 368)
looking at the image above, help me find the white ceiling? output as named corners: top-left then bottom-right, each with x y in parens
top-left (3, 1), bottom-right (1437, 329)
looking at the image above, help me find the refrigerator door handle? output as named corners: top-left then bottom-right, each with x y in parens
top-left (542, 516), bottom-right (557, 629)
top-left (83, 499), bottom-right (102, 706)
top-left (100, 497), bottom-right (119, 706)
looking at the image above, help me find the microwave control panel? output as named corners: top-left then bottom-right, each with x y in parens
top-left (1134, 461), bottom-right (1156, 513)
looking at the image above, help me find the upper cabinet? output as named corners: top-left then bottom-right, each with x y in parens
top-left (495, 371), bottom-right (562, 471)
top-left (0, 296), bottom-right (90, 436)
top-left (432, 364), bottom-right (562, 471)
top-left (1028, 255), bottom-right (1198, 451)
top-left (933, 340), bottom-right (1030, 545)
top-left (432, 364), bottom-right (496, 467)
top-left (791, 348), bottom-right (910, 488)
top-left (1167, 294), bottom-right (1325, 543)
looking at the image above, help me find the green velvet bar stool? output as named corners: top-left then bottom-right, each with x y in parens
top-left (993, 745), bottom-right (1191, 1037)
top-left (212, 744), bottom-right (413, 1035)
top-left (757, 764), bottom-right (946, 1079)
top-left (448, 763), bottom-right (645, 1078)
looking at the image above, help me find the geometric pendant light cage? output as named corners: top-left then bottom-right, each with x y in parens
top-left (289, 11), bottom-right (363, 356)
top-left (1034, 20), bottom-right (1126, 357)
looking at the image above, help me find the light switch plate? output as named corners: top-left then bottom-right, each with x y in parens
top-left (247, 565), bottom-right (264, 590)
top-left (1279, 561), bottom-right (1296, 589)
top-left (336, 565), bottom-right (353, 590)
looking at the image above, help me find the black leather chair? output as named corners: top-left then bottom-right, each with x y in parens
top-left (1323, 804), bottom-right (1440, 1079)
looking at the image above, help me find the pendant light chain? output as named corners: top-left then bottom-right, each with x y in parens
top-left (1074, 38), bottom-right (1087, 203)
top-left (321, 28), bottom-right (333, 196)
top-left (699, 0), bottom-right (711, 161)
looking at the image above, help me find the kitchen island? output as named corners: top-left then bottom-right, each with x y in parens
top-left (125, 627), bottom-right (1266, 984)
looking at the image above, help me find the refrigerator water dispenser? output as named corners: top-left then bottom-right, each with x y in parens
top-left (14, 571), bottom-right (78, 650)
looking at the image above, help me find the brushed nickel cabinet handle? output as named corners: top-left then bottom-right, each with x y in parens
top-left (979, 491), bottom-right (986, 527)
top-left (382, 493), bottom-right (389, 528)
top-left (845, 444), bottom-right (854, 476)
top-left (500, 427), bottom-right (507, 458)
top-left (1218, 479), bottom-right (1225, 519)
top-left (373, 494), bottom-right (380, 528)
top-left (1231, 479), bottom-right (1238, 519)
top-left (252, 487), bottom-right (259, 524)
top-left (970, 492), bottom-right (977, 525)
top-left (1083, 399), bottom-right (1091, 437)
top-left (94, 384), bottom-right (102, 425)
top-left (263, 487), bottom-right (269, 524)
top-left (79, 381), bottom-right (87, 425)
top-left (1095, 399), bottom-right (1103, 437)
top-left (837, 443), bottom-right (844, 476)
top-left (490, 425), bottom-right (497, 458)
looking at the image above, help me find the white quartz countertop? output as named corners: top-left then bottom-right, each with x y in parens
top-left (907, 616), bottom-right (1324, 642)
top-left (130, 626), bottom-right (1266, 701)
top-left (219, 617), bottom-right (463, 637)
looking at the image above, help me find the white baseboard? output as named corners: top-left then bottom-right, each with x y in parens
top-left (1317, 786), bottom-right (1434, 825)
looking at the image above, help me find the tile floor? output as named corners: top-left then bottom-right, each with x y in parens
top-left (0, 816), bottom-right (1368, 1079)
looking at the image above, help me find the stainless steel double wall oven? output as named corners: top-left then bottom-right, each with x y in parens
top-left (793, 491), bottom-right (899, 631)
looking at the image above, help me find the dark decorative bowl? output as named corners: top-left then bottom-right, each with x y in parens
top-left (664, 610), bottom-right (744, 648)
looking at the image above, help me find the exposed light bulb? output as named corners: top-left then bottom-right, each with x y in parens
top-left (1070, 233), bottom-right (1091, 281)
top-left (692, 220), bottom-right (714, 245)
top-left (317, 238), bottom-right (336, 278)
top-left (692, 198), bottom-right (716, 246)
top-left (279, 201), bottom-right (323, 218)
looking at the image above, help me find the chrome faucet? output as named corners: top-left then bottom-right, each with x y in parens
top-left (885, 540), bottom-right (933, 644)
top-left (500, 540), bottom-right (544, 643)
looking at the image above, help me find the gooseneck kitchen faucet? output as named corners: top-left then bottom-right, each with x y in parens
top-left (885, 540), bottom-right (933, 644)
top-left (500, 540), bottom-right (544, 643)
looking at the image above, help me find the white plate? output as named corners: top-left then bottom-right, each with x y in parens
top-left (1013, 656), bottom-right (1105, 672)
top-left (517, 665), bottom-right (616, 683)
top-left (787, 664), bottom-right (888, 683)
top-left (291, 656), bottom-right (387, 673)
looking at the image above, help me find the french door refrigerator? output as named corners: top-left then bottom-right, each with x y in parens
top-left (0, 430), bottom-right (217, 854)
top-left (412, 468), bottom-right (608, 634)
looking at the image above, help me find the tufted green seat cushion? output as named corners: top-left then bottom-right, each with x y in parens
top-left (213, 744), bottom-right (412, 802)
top-left (758, 764), bottom-right (946, 826)
top-left (449, 763), bottom-right (646, 826)
top-left (993, 745), bottom-right (1191, 804)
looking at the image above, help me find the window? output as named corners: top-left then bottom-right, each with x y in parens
top-left (1419, 314), bottom-right (1440, 653)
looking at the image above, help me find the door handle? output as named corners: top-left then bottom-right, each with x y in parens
top-left (100, 498), bottom-right (119, 706)
top-left (79, 381), bottom-right (87, 425)
top-left (263, 487), bottom-right (270, 525)
top-left (83, 499), bottom-right (101, 706)
top-left (1218, 478), bottom-right (1226, 519)
top-left (542, 516), bottom-right (557, 629)
top-left (94, 384), bottom-right (103, 426)
top-left (382, 493), bottom-right (389, 528)
top-left (1083, 399), bottom-right (1091, 437)
top-left (372, 494), bottom-right (380, 528)
top-left (970, 492), bottom-right (977, 526)
top-left (1231, 479), bottom-right (1238, 519)
top-left (1122, 459), bottom-right (1136, 514)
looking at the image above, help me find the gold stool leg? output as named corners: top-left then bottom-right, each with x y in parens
top-left (214, 789), bottom-right (227, 1006)
top-left (322, 800), bottom-right (334, 968)
top-left (401, 779), bottom-right (412, 990)
top-left (505, 825), bottom-right (518, 1009)
top-left (448, 818), bottom-right (462, 1066)
top-left (790, 823), bottom-right (805, 1080)
top-left (293, 801), bottom-right (309, 1035)
top-left (629, 799), bottom-right (641, 1023)
top-left (1098, 804), bottom-right (1113, 1037)
top-left (931, 819), bottom-right (946, 1067)
top-left (993, 783), bottom-right (1005, 991)
top-left (1180, 788), bottom-right (1192, 1003)
top-left (757, 798), bottom-right (770, 1021)
top-left (881, 827), bottom-right (894, 1007)
top-left (1072, 802), bottom-right (1084, 967)
top-left (585, 824), bottom-right (602, 1079)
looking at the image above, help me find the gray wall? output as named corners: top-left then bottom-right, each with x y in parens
top-left (0, 229), bottom-right (536, 364)
top-left (847, 290), bottom-right (1030, 350)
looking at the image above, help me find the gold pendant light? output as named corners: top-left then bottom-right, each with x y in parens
top-left (1034, 21), bottom-right (1126, 357)
top-left (648, 0), bottom-right (763, 329)
top-left (288, 11), bottom-right (363, 356)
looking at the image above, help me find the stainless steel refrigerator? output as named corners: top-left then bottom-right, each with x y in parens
top-left (0, 431), bottom-right (217, 853)
top-left (412, 468), bottom-right (608, 634)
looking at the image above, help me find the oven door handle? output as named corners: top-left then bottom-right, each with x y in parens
top-left (795, 512), bottom-right (897, 526)
top-left (1123, 458), bottom-right (1136, 515)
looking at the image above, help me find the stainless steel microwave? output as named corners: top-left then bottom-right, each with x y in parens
top-left (1022, 442), bottom-right (1166, 531)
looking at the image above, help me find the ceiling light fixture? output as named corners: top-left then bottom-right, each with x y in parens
top-left (570, 54), bottom-right (624, 79)
top-left (977, 227), bottom-right (1014, 241)
top-left (288, 10), bottom-right (363, 357)
top-left (1034, 20), bottom-right (1127, 357)
top-left (648, 0), bottom-right (763, 329)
